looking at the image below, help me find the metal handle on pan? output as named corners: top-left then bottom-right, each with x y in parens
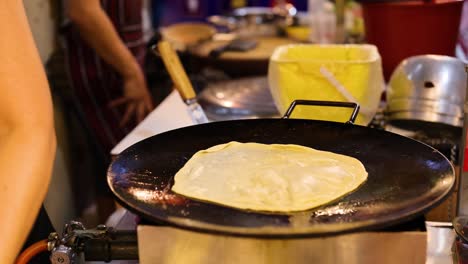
top-left (282, 100), bottom-right (360, 124)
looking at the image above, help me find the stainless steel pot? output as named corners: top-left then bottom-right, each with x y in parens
top-left (207, 6), bottom-right (297, 38)
top-left (385, 55), bottom-right (467, 129)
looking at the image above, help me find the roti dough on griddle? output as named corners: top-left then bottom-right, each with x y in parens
top-left (172, 142), bottom-right (368, 212)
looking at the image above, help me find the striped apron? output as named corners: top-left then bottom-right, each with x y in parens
top-left (61, 0), bottom-right (148, 155)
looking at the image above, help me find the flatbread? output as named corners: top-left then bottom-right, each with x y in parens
top-left (172, 142), bottom-right (367, 212)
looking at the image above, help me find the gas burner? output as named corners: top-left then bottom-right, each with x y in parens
top-left (376, 112), bottom-right (462, 165)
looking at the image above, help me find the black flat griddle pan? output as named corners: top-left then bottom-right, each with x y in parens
top-left (108, 101), bottom-right (455, 237)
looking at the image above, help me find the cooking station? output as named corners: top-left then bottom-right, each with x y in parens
top-left (42, 3), bottom-right (468, 263)
top-left (125, 91), bottom-right (457, 264)
top-left (48, 58), bottom-right (467, 262)
top-left (45, 57), bottom-right (468, 264)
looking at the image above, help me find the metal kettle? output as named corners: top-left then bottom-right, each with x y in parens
top-left (385, 55), bottom-right (467, 129)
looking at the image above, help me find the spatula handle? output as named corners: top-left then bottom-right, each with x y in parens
top-left (158, 41), bottom-right (196, 101)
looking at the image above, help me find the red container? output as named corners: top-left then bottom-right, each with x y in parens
top-left (361, 0), bottom-right (464, 81)
top-left (465, 134), bottom-right (468, 172)
top-left (465, 147), bottom-right (468, 172)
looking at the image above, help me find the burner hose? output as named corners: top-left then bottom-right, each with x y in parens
top-left (15, 239), bottom-right (48, 264)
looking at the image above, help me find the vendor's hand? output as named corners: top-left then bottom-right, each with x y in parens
top-left (109, 71), bottom-right (154, 127)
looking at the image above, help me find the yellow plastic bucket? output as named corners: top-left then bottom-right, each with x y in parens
top-left (268, 44), bottom-right (384, 125)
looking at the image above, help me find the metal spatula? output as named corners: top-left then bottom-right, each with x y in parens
top-left (157, 41), bottom-right (209, 124)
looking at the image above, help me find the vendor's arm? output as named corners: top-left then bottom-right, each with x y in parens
top-left (68, 0), bottom-right (153, 124)
top-left (0, 1), bottom-right (56, 263)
